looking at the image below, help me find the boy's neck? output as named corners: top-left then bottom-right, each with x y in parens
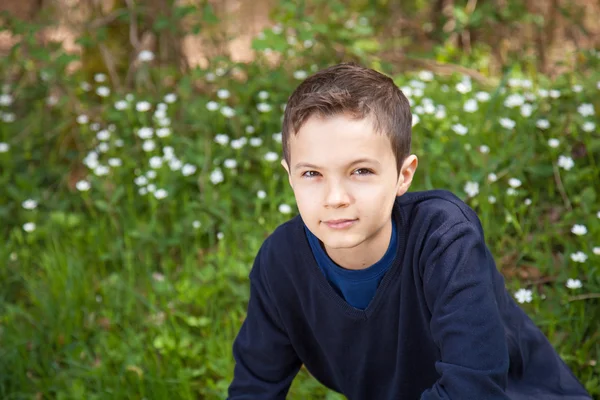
top-left (322, 219), bottom-right (393, 270)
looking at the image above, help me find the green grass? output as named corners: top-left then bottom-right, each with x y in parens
top-left (1, 17), bottom-right (600, 399)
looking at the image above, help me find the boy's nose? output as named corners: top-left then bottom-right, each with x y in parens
top-left (324, 181), bottom-right (351, 208)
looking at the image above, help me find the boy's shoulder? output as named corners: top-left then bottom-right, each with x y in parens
top-left (396, 189), bottom-right (484, 236)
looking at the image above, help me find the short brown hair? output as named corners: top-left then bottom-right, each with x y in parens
top-left (281, 63), bottom-right (412, 173)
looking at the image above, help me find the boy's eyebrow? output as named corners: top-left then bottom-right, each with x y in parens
top-left (294, 158), bottom-right (381, 171)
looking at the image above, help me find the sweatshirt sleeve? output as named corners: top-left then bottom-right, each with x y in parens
top-left (228, 247), bottom-right (303, 399)
top-left (419, 221), bottom-right (511, 400)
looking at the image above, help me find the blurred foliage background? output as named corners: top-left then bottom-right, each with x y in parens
top-left (0, 0), bottom-right (599, 399)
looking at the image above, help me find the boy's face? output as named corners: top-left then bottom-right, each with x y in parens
top-left (282, 113), bottom-right (418, 264)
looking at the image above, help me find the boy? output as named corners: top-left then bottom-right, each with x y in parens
top-left (227, 63), bottom-right (591, 399)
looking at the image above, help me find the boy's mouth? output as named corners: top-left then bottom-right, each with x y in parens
top-left (323, 219), bottom-right (357, 229)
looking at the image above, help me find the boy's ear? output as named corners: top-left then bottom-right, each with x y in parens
top-left (281, 159), bottom-right (294, 188)
top-left (396, 155), bottom-right (418, 197)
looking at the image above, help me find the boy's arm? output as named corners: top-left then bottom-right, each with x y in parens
top-left (420, 221), bottom-right (511, 400)
top-left (228, 248), bottom-right (302, 399)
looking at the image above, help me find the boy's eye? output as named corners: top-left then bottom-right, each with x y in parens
top-left (353, 168), bottom-right (373, 175)
top-left (302, 170), bottom-right (321, 178)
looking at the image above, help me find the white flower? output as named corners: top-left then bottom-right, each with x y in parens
top-left (258, 91), bottom-right (269, 100)
top-left (169, 159), bottom-right (182, 171)
top-left (224, 159), bottom-right (237, 169)
top-left (514, 288), bottom-right (533, 304)
top-left (566, 278), bottom-right (582, 289)
top-left (520, 104), bottom-right (533, 118)
top-left (0, 142), bottom-right (8, 152)
top-left (538, 89), bottom-right (549, 98)
top-left (137, 127), bottom-right (153, 139)
top-left (22, 199), bottom-right (38, 210)
top-left (582, 122), bottom-right (595, 132)
top-left (499, 118), bottom-right (516, 129)
top-left (193, 220), bottom-right (202, 229)
top-left (217, 232), bottom-right (224, 240)
top-left (488, 196), bottom-right (497, 204)
top-left (508, 178), bottom-right (522, 188)
top-left (23, 222), bottom-right (36, 232)
top-left (464, 181), bottom-right (479, 197)
top-left (409, 79), bottom-right (426, 90)
top-left (597, 211), bottom-right (600, 219)
top-left (156, 128), bottom-right (171, 138)
top-left (451, 124), bottom-right (468, 136)
top-left (138, 187), bottom-right (148, 195)
top-left (181, 164), bottom-right (196, 176)
top-left (230, 138), bottom-right (246, 149)
top-left (94, 165), bottom-right (109, 176)
top-left (572, 85), bottom-right (582, 93)
top-left (83, 152), bottom-right (99, 169)
top-left (146, 170), bottom-right (157, 179)
top-left (475, 91), bottom-right (490, 102)
top-left (210, 168), bottom-right (224, 184)
top-left (246, 125), bottom-right (256, 134)
top-left (593, 247), bottom-right (600, 256)
top-left (125, 93), bottom-right (134, 102)
top-left (418, 70), bottom-right (434, 81)
top-left (0, 94), bottom-right (13, 106)
top-left (114, 100), bottom-right (128, 110)
top-left (96, 86), bottom-right (110, 97)
top-left (250, 137), bottom-right (263, 147)
top-left (80, 82), bottom-right (91, 91)
top-left (577, 103), bottom-right (595, 117)
top-left (257, 190), bottom-right (266, 199)
top-left (548, 138), bottom-right (560, 148)
top-left (143, 140), bottom-right (156, 152)
top-left (463, 99), bottom-right (478, 113)
top-left (257, 103), bottom-right (272, 113)
top-left (217, 89), bottom-right (230, 99)
top-left (206, 101), bottom-right (219, 111)
top-left (571, 224), bottom-right (587, 236)
top-left (134, 176), bottom-right (148, 186)
top-left (97, 143), bottom-right (109, 153)
top-left (164, 93), bottom-right (177, 103)
top-left (278, 204), bottom-right (292, 214)
top-left (154, 109), bottom-right (167, 119)
top-left (293, 70), bottom-right (308, 80)
top-left (504, 94), bottom-right (524, 108)
top-left (96, 130), bottom-right (110, 141)
top-left (488, 173), bottom-right (498, 182)
top-left (412, 114), bottom-right (420, 127)
top-left (206, 72), bottom-right (216, 82)
top-left (549, 90), bottom-right (561, 98)
top-left (272, 132), bottom-right (282, 143)
top-left (557, 155), bottom-right (574, 171)
top-left (220, 106), bottom-right (235, 118)
top-left (570, 251), bottom-right (587, 263)
top-left (149, 156), bottom-right (163, 169)
top-left (214, 134), bottom-right (229, 145)
top-left (413, 88), bottom-right (424, 98)
top-left (435, 106), bottom-right (446, 119)
top-left (264, 152), bottom-right (278, 162)
top-left (76, 114), bottom-right (89, 124)
top-left (94, 73), bottom-right (107, 83)
top-left (76, 180), bottom-right (91, 192)
top-left (147, 184), bottom-right (156, 193)
top-left (136, 101), bottom-right (151, 112)
top-left (507, 188), bottom-right (518, 196)
top-left (138, 50), bottom-right (155, 62)
top-left (154, 189), bottom-right (168, 199)
top-left (524, 198), bottom-right (532, 206)
top-left (215, 67), bottom-right (226, 76)
top-left (2, 113), bottom-right (15, 123)
top-left (479, 145), bottom-right (490, 154)
top-left (303, 40), bottom-right (313, 48)
top-left (456, 79), bottom-right (472, 94)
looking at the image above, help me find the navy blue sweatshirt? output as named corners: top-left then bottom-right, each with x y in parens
top-left (228, 190), bottom-right (591, 399)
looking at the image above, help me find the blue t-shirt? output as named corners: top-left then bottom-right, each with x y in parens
top-left (304, 219), bottom-right (397, 310)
